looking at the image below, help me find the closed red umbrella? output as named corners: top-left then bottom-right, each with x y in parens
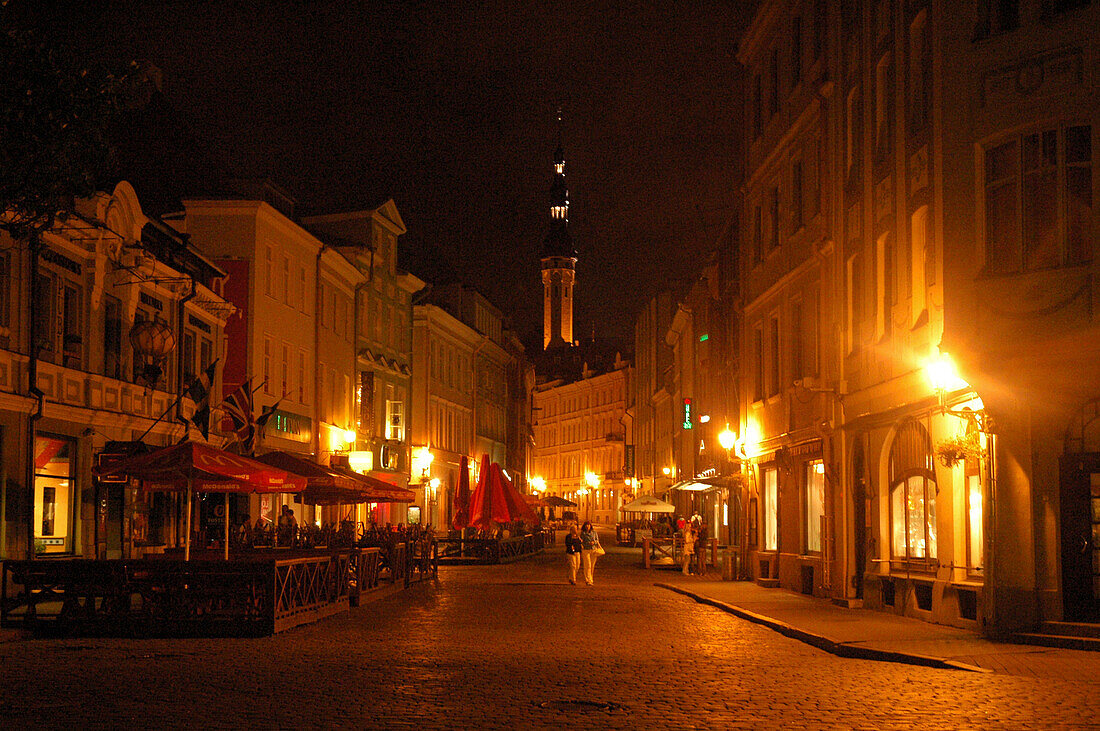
top-left (452, 455), bottom-right (471, 531)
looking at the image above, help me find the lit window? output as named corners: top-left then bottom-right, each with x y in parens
top-left (804, 460), bottom-right (825, 553)
top-left (763, 467), bottom-right (778, 551)
top-left (889, 420), bottom-right (938, 561)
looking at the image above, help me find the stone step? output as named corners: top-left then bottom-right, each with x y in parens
top-left (1039, 621), bottom-right (1100, 639)
top-left (1011, 632), bottom-right (1100, 652)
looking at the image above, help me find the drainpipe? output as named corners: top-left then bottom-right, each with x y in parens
top-left (174, 282), bottom-right (197, 430)
top-left (26, 232), bottom-right (44, 560)
top-left (314, 245), bottom-right (326, 463)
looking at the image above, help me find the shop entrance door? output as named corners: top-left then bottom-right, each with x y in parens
top-left (1059, 455), bottom-right (1100, 621)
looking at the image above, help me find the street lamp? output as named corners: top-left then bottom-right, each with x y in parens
top-left (718, 425), bottom-right (737, 459)
top-left (529, 476), bottom-right (546, 494)
top-left (584, 471), bottom-right (600, 522)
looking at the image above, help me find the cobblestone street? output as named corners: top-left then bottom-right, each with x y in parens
top-left (3, 540), bottom-right (1100, 729)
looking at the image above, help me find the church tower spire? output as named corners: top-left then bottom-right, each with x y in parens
top-left (541, 109), bottom-right (577, 350)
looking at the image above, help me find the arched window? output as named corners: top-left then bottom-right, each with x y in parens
top-left (889, 420), bottom-right (937, 560)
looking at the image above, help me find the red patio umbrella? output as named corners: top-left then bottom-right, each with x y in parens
top-left (452, 455), bottom-right (471, 531)
top-left (468, 456), bottom-right (539, 530)
top-left (497, 467), bottom-right (540, 526)
top-left (103, 441), bottom-right (306, 560)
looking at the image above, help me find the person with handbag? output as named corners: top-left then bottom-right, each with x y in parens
top-left (579, 521), bottom-right (603, 586)
top-left (565, 524), bottom-right (583, 584)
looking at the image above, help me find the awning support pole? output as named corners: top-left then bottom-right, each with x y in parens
top-left (224, 492), bottom-right (230, 561)
top-left (185, 478), bottom-right (192, 562)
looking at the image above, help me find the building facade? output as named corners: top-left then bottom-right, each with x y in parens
top-left (180, 183), bottom-right (330, 528)
top-left (410, 283), bottom-right (528, 528)
top-left (531, 360), bottom-right (632, 525)
top-left (303, 201), bottom-right (423, 525)
top-left (726, 0), bottom-right (1100, 634)
top-left (0, 181), bottom-right (232, 561)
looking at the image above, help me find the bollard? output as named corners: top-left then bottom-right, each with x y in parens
top-left (643, 538), bottom-right (651, 569)
top-left (723, 551), bottom-right (734, 581)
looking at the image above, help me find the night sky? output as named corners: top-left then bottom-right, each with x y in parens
top-left (51, 1), bottom-right (749, 347)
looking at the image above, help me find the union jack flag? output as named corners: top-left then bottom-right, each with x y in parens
top-left (222, 379), bottom-right (256, 455)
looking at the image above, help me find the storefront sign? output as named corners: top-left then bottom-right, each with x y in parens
top-left (682, 398), bottom-right (693, 430)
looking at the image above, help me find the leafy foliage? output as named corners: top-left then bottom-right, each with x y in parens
top-left (0, 6), bottom-right (133, 237)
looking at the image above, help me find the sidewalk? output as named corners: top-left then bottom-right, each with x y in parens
top-left (655, 572), bottom-right (1100, 679)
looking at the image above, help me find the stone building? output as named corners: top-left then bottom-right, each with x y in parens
top-left (0, 181), bottom-right (232, 560)
top-left (302, 201), bottom-right (424, 525)
top-left (732, 0), bottom-right (1100, 635)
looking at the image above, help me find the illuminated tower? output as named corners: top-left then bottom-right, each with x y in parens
top-left (541, 110), bottom-right (577, 350)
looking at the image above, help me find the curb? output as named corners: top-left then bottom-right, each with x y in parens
top-left (655, 583), bottom-right (989, 673)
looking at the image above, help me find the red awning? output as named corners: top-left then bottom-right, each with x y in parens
top-left (101, 441), bottom-right (306, 494)
top-left (331, 466), bottom-right (415, 503)
top-left (254, 451), bottom-right (371, 505)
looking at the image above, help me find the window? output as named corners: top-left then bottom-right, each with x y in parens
top-left (386, 399), bottom-right (404, 441)
top-left (966, 471), bottom-right (984, 572)
top-left (282, 256), bottom-right (290, 304)
top-left (768, 315), bottom-right (780, 397)
top-left (907, 11), bottom-right (930, 133)
top-left (753, 325), bottom-right (764, 402)
top-left (984, 125), bottom-right (1093, 274)
top-left (181, 331), bottom-right (196, 384)
top-left (264, 246), bottom-right (274, 297)
top-left (318, 282), bottom-right (326, 328)
top-left (791, 17), bottom-right (802, 86)
top-left (763, 466), bottom-right (778, 551)
top-left (299, 267), bottom-right (307, 312)
top-left (281, 344), bottom-right (289, 397)
top-left (792, 160), bottom-right (804, 230)
top-left (875, 232), bottom-right (893, 339)
top-left (805, 460), bottom-right (825, 553)
top-left (104, 295), bottom-right (122, 379)
top-left (910, 206), bottom-right (930, 321)
top-left (844, 250), bottom-right (862, 353)
top-left (889, 420), bottom-right (937, 561)
top-left (791, 299), bottom-right (804, 380)
top-left (34, 435), bottom-right (75, 554)
top-left (845, 86), bottom-right (860, 177)
top-left (298, 351), bottom-right (306, 403)
top-left (874, 53), bottom-right (892, 160)
top-left (263, 337), bottom-right (272, 394)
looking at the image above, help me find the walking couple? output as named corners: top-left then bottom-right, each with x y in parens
top-left (565, 521), bottom-right (603, 586)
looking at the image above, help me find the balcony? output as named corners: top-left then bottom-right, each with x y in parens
top-left (0, 348), bottom-right (175, 423)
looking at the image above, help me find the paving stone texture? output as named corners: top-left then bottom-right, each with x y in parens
top-left (2, 534), bottom-right (1100, 729)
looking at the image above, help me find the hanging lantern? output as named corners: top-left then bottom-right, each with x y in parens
top-left (129, 315), bottom-right (175, 385)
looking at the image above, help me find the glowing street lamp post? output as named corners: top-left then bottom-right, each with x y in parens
top-left (583, 471), bottom-right (600, 523)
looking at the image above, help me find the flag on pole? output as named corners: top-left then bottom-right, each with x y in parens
top-left (222, 378), bottom-right (256, 455)
top-left (255, 392), bottom-right (286, 444)
top-left (186, 359), bottom-right (219, 440)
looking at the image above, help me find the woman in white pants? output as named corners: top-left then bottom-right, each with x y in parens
top-left (579, 521), bottom-right (601, 585)
top-left (565, 524), bottom-right (583, 584)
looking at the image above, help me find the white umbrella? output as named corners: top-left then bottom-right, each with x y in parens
top-left (621, 495), bottom-right (675, 513)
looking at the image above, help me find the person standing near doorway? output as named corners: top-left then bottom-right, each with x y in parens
top-left (565, 524), bottom-right (583, 584)
top-left (681, 521), bottom-right (696, 576)
top-left (580, 521), bottom-right (601, 586)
